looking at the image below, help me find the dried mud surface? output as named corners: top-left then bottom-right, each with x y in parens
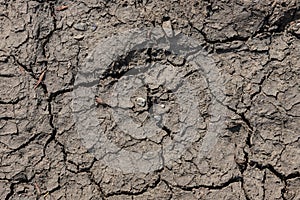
top-left (0, 0), bottom-right (299, 199)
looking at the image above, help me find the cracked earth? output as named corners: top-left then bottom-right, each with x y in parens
top-left (0, 0), bottom-right (299, 199)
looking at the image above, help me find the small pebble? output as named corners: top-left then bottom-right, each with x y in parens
top-left (154, 115), bottom-right (161, 121)
top-left (136, 97), bottom-right (146, 107)
top-left (73, 35), bottom-right (84, 40)
top-left (73, 22), bottom-right (87, 31)
top-left (162, 20), bottom-right (173, 37)
top-left (91, 24), bottom-right (97, 31)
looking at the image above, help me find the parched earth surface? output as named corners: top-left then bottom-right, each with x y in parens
top-left (0, 0), bottom-right (299, 199)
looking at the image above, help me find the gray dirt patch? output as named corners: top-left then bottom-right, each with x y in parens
top-left (0, 0), bottom-right (299, 199)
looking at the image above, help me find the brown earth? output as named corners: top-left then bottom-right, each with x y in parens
top-left (0, 0), bottom-right (299, 199)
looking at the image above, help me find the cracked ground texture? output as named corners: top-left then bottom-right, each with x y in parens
top-left (0, 0), bottom-right (299, 199)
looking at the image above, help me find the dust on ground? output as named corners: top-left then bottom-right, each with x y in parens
top-left (0, 0), bottom-right (299, 199)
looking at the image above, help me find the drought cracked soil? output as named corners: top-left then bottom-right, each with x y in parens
top-left (0, 0), bottom-right (300, 199)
